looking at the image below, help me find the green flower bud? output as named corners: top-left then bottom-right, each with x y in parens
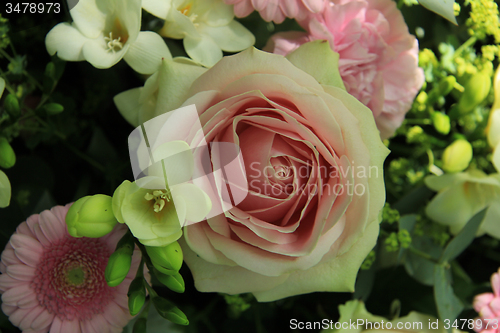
top-left (458, 71), bottom-right (492, 114)
top-left (431, 112), bottom-right (451, 135)
top-left (438, 75), bottom-right (456, 96)
top-left (154, 269), bottom-right (185, 293)
top-left (105, 247), bottom-right (132, 287)
top-left (152, 296), bottom-right (189, 325)
top-left (146, 241), bottom-right (183, 275)
top-left (442, 139), bottom-right (473, 173)
top-left (128, 277), bottom-right (146, 316)
top-left (0, 137), bottom-right (15, 169)
top-left (66, 194), bottom-right (117, 238)
top-left (4, 94), bottom-right (20, 118)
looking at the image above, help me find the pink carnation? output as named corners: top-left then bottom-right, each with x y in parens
top-left (265, 0), bottom-right (424, 139)
top-left (474, 269), bottom-right (500, 333)
top-left (224, 0), bottom-right (327, 23)
top-left (0, 204), bottom-right (142, 333)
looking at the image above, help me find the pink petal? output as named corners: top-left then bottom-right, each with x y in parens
top-left (2, 303), bottom-right (17, 315)
top-left (89, 314), bottom-right (111, 333)
top-left (19, 306), bottom-right (44, 330)
top-left (33, 224), bottom-right (52, 248)
top-left (2, 284), bottom-right (34, 305)
top-left (0, 273), bottom-right (24, 291)
top-left (7, 264), bottom-right (36, 281)
top-left (16, 222), bottom-right (36, 239)
top-left (17, 291), bottom-right (38, 309)
top-left (8, 307), bottom-right (34, 326)
top-left (490, 297), bottom-right (500, 314)
top-left (39, 210), bottom-right (66, 243)
top-left (474, 293), bottom-right (495, 312)
top-left (49, 316), bottom-right (63, 333)
top-left (103, 301), bottom-right (129, 328)
top-left (59, 319), bottom-right (81, 333)
top-left (31, 309), bottom-right (55, 331)
top-left (81, 320), bottom-right (99, 333)
top-left (10, 234), bottom-right (43, 254)
top-left (2, 249), bottom-right (22, 266)
top-left (15, 247), bottom-right (41, 268)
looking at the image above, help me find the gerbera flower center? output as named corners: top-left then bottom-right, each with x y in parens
top-left (31, 237), bottom-right (115, 321)
top-left (145, 189), bottom-right (171, 213)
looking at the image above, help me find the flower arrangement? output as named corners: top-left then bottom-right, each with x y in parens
top-left (0, 0), bottom-right (500, 332)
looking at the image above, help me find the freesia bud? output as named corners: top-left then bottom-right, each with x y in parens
top-left (458, 71), bottom-right (491, 114)
top-left (145, 241), bottom-right (183, 275)
top-left (0, 137), bottom-right (16, 169)
top-left (152, 296), bottom-right (189, 325)
top-left (105, 248), bottom-right (132, 287)
top-left (442, 139), bottom-right (473, 173)
top-left (66, 194), bottom-right (117, 238)
top-left (438, 75), bottom-right (456, 96)
top-left (431, 112), bottom-right (451, 135)
top-left (127, 277), bottom-right (146, 315)
top-left (154, 269), bottom-right (185, 293)
top-left (105, 232), bottom-right (135, 287)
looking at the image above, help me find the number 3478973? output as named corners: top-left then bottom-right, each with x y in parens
top-left (5, 3), bottom-right (61, 14)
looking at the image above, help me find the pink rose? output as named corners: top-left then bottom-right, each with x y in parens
top-left (265, 0), bottom-right (424, 139)
top-left (473, 268), bottom-right (500, 333)
top-left (224, 0), bottom-right (327, 23)
top-left (115, 43), bottom-right (389, 302)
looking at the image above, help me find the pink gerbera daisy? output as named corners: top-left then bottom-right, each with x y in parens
top-left (0, 204), bottom-right (142, 333)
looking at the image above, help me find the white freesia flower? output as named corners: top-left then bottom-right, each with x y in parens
top-left (143, 0), bottom-right (255, 67)
top-left (114, 56), bottom-right (206, 126)
top-left (45, 0), bottom-right (171, 74)
top-left (425, 170), bottom-right (500, 238)
top-left (113, 140), bottom-right (212, 246)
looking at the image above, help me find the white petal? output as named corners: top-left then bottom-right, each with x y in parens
top-left (481, 199), bottom-right (500, 239)
top-left (114, 0), bottom-right (142, 44)
top-left (123, 31), bottom-right (172, 75)
top-left (82, 38), bottom-right (127, 69)
top-left (0, 170), bottom-right (11, 208)
top-left (69, 0), bottom-right (107, 38)
top-left (201, 21), bottom-right (255, 52)
top-left (493, 144), bottom-right (500, 173)
top-left (142, 0), bottom-right (171, 19)
top-left (202, 1), bottom-right (234, 27)
top-left (113, 88), bottom-right (142, 127)
top-left (184, 34), bottom-right (222, 67)
top-left (45, 23), bottom-right (87, 61)
top-left (171, 183), bottom-right (212, 222)
top-left (151, 140), bottom-right (194, 186)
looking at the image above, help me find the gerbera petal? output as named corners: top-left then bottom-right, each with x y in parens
top-left (6, 264), bottom-right (35, 282)
top-left (2, 284), bottom-right (33, 305)
top-left (39, 210), bottom-right (66, 243)
top-left (18, 306), bottom-right (44, 329)
top-left (31, 310), bottom-right (55, 331)
top-left (10, 234), bottom-right (43, 254)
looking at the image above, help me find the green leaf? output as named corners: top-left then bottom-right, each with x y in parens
top-left (286, 40), bottom-right (346, 90)
top-left (439, 208), bottom-right (486, 264)
top-left (404, 236), bottom-right (443, 286)
top-left (418, 0), bottom-right (457, 25)
top-left (42, 103), bottom-right (64, 115)
top-left (393, 186), bottom-right (434, 215)
top-left (434, 265), bottom-right (464, 329)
